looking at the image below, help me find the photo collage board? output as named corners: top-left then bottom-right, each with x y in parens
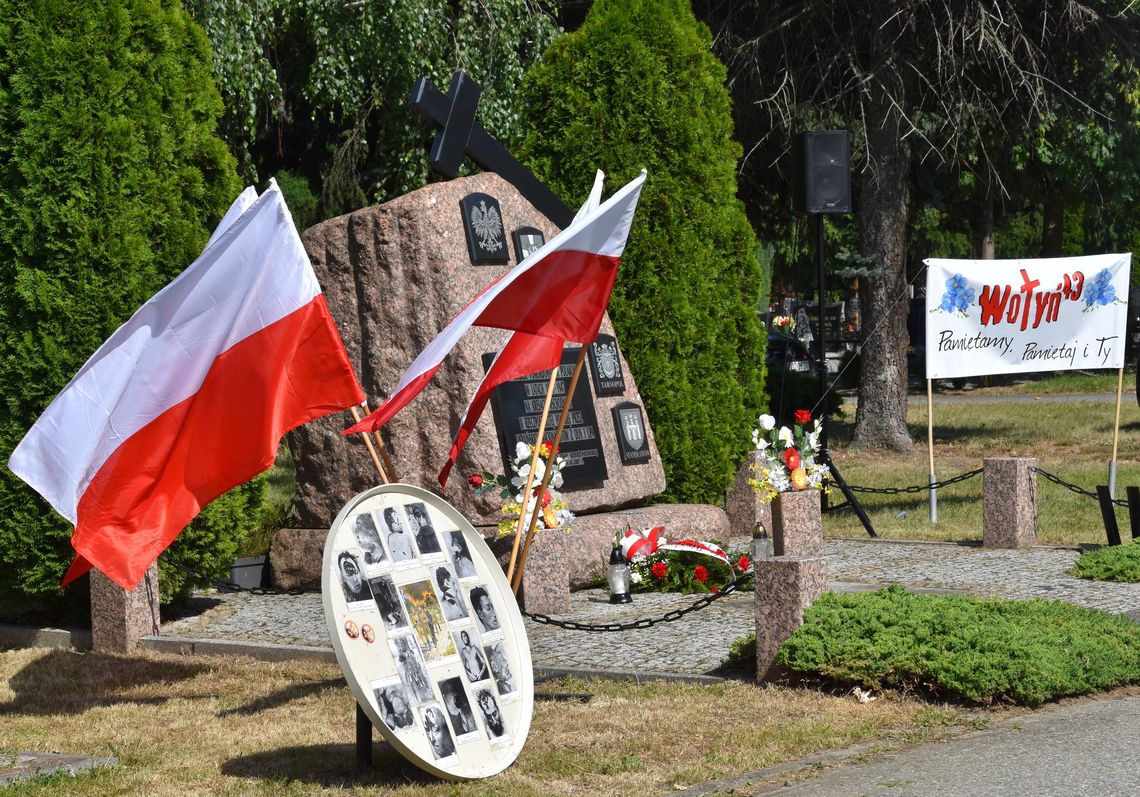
top-left (321, 484), bottom-right (533, 781)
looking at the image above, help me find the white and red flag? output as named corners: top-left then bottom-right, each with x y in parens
top-left (8, 180), bottom-right (365, 589)
top-left (345, 169), bottom-right (646, 470)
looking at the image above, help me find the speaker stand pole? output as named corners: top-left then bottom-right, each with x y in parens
top-left (814, 214), bottom-right (875, 538)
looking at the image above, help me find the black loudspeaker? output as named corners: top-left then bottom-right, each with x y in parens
top-left (792, 130), bottom-right (851, 214)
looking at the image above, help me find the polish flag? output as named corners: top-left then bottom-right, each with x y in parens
top-left (436, 171), bottom-right (611, 486)
top-left (7, 180), bottom-right (365, 590)
top-left (344, 169), bottom-right (646, 438)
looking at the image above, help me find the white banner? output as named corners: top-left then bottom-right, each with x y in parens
top-left (924, 254), bottom-right (1132, 379)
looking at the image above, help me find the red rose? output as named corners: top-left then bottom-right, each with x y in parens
top-left (710, 585), bottom-right (720, 594)
top-left (467, 474), bottom-right (484, 488)
top-left (651, 561), bottom-right (668, 580)
top-left (794, 409), bottom-right (811, 424)
top-left (540, 489), bottom-right (552, 508)
top-left (693, 565), bottom-right (709, 583)
top-left (783, 448), bottom-right (801, 470)
top-left (738, 555), bottom-right (751, 571)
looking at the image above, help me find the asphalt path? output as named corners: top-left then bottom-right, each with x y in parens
top-left (747, 692), bottom-right (1140, 797)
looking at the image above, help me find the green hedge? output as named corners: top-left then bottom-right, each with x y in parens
top-left (775, 586), bottom-right (1140, 706)
top-left (518, 0), bottom-right (768, 504)
top-left (0, 0), bottom-right (258, 616)
top-left (1070, 541), bottom-right (1140, 583)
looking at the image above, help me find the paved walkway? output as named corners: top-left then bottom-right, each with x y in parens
top-left (159, 539), bottom-right (1140, 676)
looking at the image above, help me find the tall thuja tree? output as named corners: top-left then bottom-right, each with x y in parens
top-left (0, 0), bottom-right (254, 615)
top-left (186, 0), bottom-right (560, 216)
top-left (518, 0), bottom-right (767, 503)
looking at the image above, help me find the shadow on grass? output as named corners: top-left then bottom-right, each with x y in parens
top-left (0, 650), bottom-right (210, 715)
top-left (217, 679), bottom-right (344, 717)
top-left (221, 742), bottom-right (438, 787)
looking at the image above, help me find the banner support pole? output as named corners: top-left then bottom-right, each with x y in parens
top-left (1109, 365), bottom-right (1125, 499)
top-left (927, 379), bottom-right (937, 524)
top-left (350, 405), bottom-right (391, 484)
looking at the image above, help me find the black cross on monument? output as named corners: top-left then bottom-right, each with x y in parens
top-left (410, 71), bottom-right (575, 229)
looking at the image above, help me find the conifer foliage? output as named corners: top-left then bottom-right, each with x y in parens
top-left (0, 0), bottom-right (255, 612)
top-left (518, 0), bottom-right (767, 502)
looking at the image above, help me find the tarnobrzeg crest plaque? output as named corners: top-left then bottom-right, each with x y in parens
top-left (483, 346), bottom-right (609, 486)
top-left (323, 484), bottom-right (533, 780)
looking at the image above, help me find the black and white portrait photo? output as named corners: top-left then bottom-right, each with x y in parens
top-left (406, 501), bottom-right (442, 556)
top-left (369, 575), bottom-right (407, 631)
top-left (475, 687), bottom-right (506, 740)
top-left (485, 641), bottom-right (516, 696)
top-left (373, 682), bottom-right (414, 732)
top-left (336, 550), bottom-right (372, 604)
top-left (389, 635), bottom-right (433, 703)
top-left (470, 585), bottom-right (500, 633)
top-left (438, 676), bottom-right (478, 740)
top-left (382, 506), bottom-right (414, 563)
top-left (454, 629), bottom-right (489, 683)
top-left (351, 512), bottom-right (387, 567)
top-left (447, 530), bottom-right (477, 579)
top-left (434, 565), bottom-right (468, 622)
top-left (421, 704), bottom-right (457, 760)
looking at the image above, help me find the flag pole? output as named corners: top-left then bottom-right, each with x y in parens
top-left (363, 398), bottom-right (399, 481)
top-left (927, 378), bottom-right (937, 524)
top-left (505, 366), bottom-right (560, 583)
top-left (350, 405), bottom-right (391, 484)
top-left (1109, 364), bottom-right (1125, 499)
top-left (511, 346), bottom-right (589, 594)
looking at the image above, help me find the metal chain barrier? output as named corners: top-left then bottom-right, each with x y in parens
top-left (835, 467), bottom-right (983, 495)
top-left (166, 558), bottom-right (311, 596)
top-left (522, 570), bottom-right (753, 632)
top-left (1033, 466), bottom-right (1129, 507)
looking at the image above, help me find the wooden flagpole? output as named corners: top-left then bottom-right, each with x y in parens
top-left (505, 367), bottom-right (560, 583)
top-left (511, 346), bottom-right (589, 594)
top-left (362, 398), bottom-right (398, 481)
top-left (350, 404), bottom-right (391, 484)
top-left (926, 379), bottom-right (937, 524)
top-left (1109, 364), bottom-right (1125, 498)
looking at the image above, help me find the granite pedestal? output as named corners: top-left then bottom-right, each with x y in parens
top-left (982, 457), bottom-right (1037, 548)
top-left (771, 490), bottom-right (823, 557)
top-left (90, 564), bottom-right (159, 654)
top-left (753, 555), bottom-right (829, 681)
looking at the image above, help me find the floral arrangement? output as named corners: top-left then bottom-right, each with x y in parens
top-left (749, 409), bottom-right (830, 504)
top-left (770, 314), bottom-right (796, 335)
top-left (469, 441), bottom-right (574, 537)
top-left (619, 527), bottom-right (750, 595)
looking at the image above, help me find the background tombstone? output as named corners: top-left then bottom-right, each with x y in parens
top-left (279, 172), bottom-right (688, 588)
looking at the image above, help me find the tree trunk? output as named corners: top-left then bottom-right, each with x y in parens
top-left (1041, 185), bottom-right (1064, 257)
top-left (853, 89), bottom-right (914, 452)
top-left (973, 189), bottom-right (995, 259)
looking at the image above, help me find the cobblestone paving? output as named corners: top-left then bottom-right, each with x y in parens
top-left (159, 540), bottom-right (1140, 676)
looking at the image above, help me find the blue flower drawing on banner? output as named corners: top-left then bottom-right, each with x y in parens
top-left (1083, 268), bottom-right (1119, 311)
top-left (936, 273), bottom-right (975, 317)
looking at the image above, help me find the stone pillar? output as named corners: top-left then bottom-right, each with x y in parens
top-left (754, 556), bottom-right (829, 681)
top-left (771, 490), bottom-right (823, 556)
top-left (518, 529), bottom-right (570, 615)
top-left (982, 457), bottom-right (1037, 548)
top-left (90, 564), bottom-right (160, 654)
top-left (725, 452), bottom-right (773, 540)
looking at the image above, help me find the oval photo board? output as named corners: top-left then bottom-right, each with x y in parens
top-left (322, 484), bottom-right (533, 780)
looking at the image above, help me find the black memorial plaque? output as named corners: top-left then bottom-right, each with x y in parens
top-left (460, 192), bottom-right (510, 265)
top-left (612, 402), bottom-right (650, 465)
top-left (587, 334), bottom-right (625, 397)
top-left (512, 226), bottom-right (545, 263)
top-left (484, 347), bottom-right (608, 486)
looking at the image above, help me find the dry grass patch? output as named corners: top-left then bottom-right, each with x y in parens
top-left (0, 649), bottom-right (978, 796)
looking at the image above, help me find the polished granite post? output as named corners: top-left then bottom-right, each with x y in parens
top-left (982, 457), bottom-right (1037, 548)
top-left (754, 556), bottom-right (829, 681)
top-left (90, 563), bottom-right (160, 654)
